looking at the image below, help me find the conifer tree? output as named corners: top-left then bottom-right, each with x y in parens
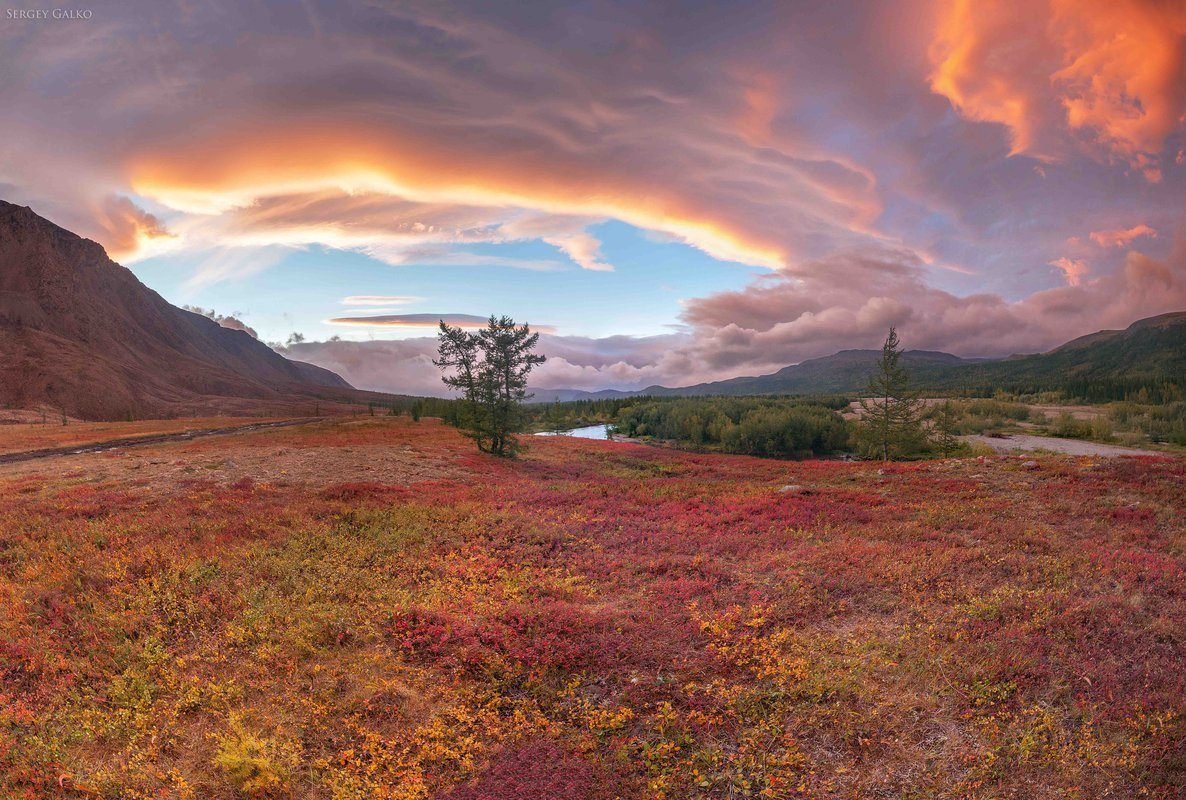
top-left (434, 316), bottom-right (546, 456)
top-left (934, 399), bottom-right (959, 458)
top-left (858, 327), bottom-right (924, 460)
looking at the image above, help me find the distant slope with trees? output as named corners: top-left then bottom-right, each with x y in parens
top-left (916, 312), bottom-right (1186, 402)
top-left (538, 312), bottom-right (1186, 403)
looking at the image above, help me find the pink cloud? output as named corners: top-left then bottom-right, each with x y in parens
top-left (929, 0), bottom-right (1186, 176)
top-left (1048, 257), bottom-right (1089, 286)
top-left (1089, 224), bottom-right (1158, 248)
top-left (291, 238), bottom-right (1186, 394)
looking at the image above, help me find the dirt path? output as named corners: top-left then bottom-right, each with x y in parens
top-left (962, 433), bottom-right (1149, 457)
top-left (0, 418), bottom-right (319, 465)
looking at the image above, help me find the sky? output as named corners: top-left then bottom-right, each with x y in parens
top-left (2, 0), bottom-right (1185, 395)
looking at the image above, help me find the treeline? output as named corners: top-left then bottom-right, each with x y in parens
top-left (1056, 379), bottom-right (1183, 405)
top-left (525, 397), bottom-right (646, 431)
top-left (1111, 401), bottom-right (1186, 445)
top-left (340, 396), bottom-right (456, 420)
top-left (1054, 401), bottom-right (1186, 446)
top-left (927, 377), bottom-right (1185, 405)
top-left (613, 397), bottom-right (850, 458)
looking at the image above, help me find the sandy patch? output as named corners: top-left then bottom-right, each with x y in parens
top-left (962, 433), bottom-right (1147, 457)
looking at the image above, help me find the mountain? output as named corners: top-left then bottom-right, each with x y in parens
top-left (645, 349), bottom-right (977, 397)
top-left (532, 350), bottom-right (979, 401)
top-left (917, 312), bottom-right (1186, 401)
top-left (538, 313), bottom-right (1186, 402)
top-left (0, 200), bottom-right (353, 419)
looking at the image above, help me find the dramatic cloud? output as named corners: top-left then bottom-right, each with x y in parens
top-left (928, 0), bottom-right (1053, 158)
top-left (1, 2), bottom-right (890, 271)
top-left (929, 0), bottom-right (1186, 176)
top-left (678, 243), bottom-right (1186, 371)
top-left (294, 237), bottom-right (1186, 394)
top-left (1051, 0), bottom-right (1186, 174)
top-left (1, 0), bottom-right (1182, 392)
top-left (95, 195), bottom-right (173, 259)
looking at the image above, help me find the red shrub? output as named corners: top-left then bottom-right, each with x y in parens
top-left (440, 740), bottom-right (618, 800)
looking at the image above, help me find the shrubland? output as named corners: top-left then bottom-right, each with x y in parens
top-left (612, 397), bottom-right (850, 458)
top-left (1, 417), bottom-right (1183, 798)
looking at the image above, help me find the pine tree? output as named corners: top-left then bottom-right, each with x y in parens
top-left (934, 399), bottom-right (959, 458)
top-left (434, 321), bottom-right (487, 450)
top-left (434, 316), bottom-right (546, 456)
top-left (858, 327), bottom-right (923, 460)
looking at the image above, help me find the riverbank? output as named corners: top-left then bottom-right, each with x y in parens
top-left (961, 432), bottom-right (1152, 457)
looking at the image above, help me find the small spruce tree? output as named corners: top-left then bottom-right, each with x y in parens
top-left (858, 327), bottom-right (924, 460)
top-left (933, 400), bottom-right (959, 458)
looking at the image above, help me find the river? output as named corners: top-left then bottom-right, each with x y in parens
top-left (534, 424), bottom-right (613, 440)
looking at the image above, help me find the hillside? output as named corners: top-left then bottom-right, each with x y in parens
top-left (920, 312), bottom-right (1186, 400)
top-left (645, 349), bottom-right (976, 397)
top-left (0, 201), bottom-right (354, 419)
top-left (540, 313), bottom-right (1186, 402)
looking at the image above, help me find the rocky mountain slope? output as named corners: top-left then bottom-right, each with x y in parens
top-left (0, 200), bottom-right (352, 419)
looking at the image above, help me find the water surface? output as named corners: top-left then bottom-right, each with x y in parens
top-left (534, 424), bottom-right (612, 440)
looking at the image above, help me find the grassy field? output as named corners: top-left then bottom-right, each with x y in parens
top-left (1, 417), bottom-right (1183, 798)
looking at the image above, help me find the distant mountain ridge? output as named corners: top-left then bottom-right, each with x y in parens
top-left (916, 312), bottom-right (1186, 401)
top-left (531, 350), bottom-right (980, 402)
top-left (0, 200), bottom-right (354, 419)
top-left (536, 312), bottom-right (1186, 402)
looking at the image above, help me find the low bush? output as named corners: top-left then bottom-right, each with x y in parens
top-left (614, 397), bottom-right (849, 458)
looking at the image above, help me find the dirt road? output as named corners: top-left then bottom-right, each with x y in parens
top-left (962, 433), bottom-right (1149, 457)
top-left (0, 418), bottom-right (319, 465)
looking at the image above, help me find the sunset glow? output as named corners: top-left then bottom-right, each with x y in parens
top-left (2, 0), bottom-right (1183, 393)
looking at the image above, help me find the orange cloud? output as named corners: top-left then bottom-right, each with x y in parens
top-left (928, 0), bottom-right (1049, 157)
top-left (1048, 256), bottom-right (1089, 286)
top-left (1051, 0), bottom-right (1186, 160)
top-left (1089, 224), bottom-right (1158, 248)
top-left (128, 125), bottom-right (787, 271)
top-left (736, 71), bottom-right (781, 148)
top-left (94, 195), bottom-right (173, 260)
top-left (929, 0), bottom-right (1186, 172)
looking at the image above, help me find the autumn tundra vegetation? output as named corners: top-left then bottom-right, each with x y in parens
top-left (1, 414), bottom-right (1184, 799)
top-left (0, 322), bottom-right (1183, 799)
